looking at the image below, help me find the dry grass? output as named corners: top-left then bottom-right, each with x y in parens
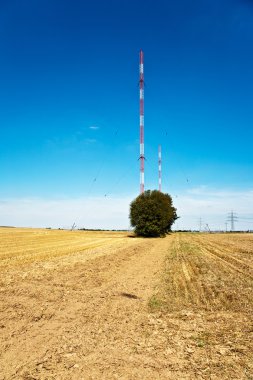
top-left (157, 233), bottom-right (253, 312)
top-left (0, 227), bottom-right (129, 268)
top-left (148, 233), bottom-right (253, 379)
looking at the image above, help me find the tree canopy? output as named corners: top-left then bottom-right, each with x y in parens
top-left (129, 190), bottom-right (178, 237)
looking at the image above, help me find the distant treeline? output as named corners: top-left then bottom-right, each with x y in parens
top-left (78, 228), bottom-right (128, 232)
top-left (174, 230), bottom-right (253, 233)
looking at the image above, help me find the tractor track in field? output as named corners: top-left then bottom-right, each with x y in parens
top-left (191, 235), bottom-right (253, 280)
top-left (200, 244), bottom-right (253, 279)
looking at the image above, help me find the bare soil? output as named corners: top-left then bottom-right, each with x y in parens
top-left (0, 229), bottom-right (252, 379)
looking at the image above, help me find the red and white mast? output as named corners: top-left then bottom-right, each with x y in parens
top-left (139, 50), bottom-right (145, 194)
top-left (158, 145), bottom-right (162, 192)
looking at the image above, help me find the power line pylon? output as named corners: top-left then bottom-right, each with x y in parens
top-left (227, 211), bottom-right (238, 232)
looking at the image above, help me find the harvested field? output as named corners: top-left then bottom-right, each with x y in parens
top-left (0, 228), bottom-right (252, 379)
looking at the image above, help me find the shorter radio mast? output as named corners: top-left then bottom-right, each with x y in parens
top-left (158, 145), bottom-right (162, 192)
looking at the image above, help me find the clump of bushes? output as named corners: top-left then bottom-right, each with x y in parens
top-left (130, 190), bottom-right (178, 237)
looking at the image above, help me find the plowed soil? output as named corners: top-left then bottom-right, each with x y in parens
top-left (0, 228), bottom-right (252, 379)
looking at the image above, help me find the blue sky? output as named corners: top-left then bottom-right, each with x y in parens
top-left (1, 0), bottom-right (253, 229)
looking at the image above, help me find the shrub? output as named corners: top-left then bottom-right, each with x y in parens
top-left (130, 190), bottom-right (178, 237)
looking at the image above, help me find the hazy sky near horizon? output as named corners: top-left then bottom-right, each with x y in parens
top-left (1, 0), bottom-right (253, 230)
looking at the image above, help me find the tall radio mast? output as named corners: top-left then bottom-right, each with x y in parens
top-left (139, 50), bottom-right (145, 194)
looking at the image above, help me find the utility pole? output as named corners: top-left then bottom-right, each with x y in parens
top-left (225, 222), bottom-right (228, 233)
top-left (158, 145), bottom-right (162, 192)
top-left (199, 218), bottom-right (202, 232)
top-left (227, 211), bottom-right (238, 232)
top-left (139, 50), bottom-right (145, 194)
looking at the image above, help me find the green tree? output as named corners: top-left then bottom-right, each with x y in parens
top-left (130, 190), bottom-right (178, 237)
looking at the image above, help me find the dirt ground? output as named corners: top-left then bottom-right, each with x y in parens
top-left (0, 228), bottom-right (252, 379)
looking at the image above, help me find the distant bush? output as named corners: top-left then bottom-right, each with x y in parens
top-left (130, 190), bottom-right (178, 237)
